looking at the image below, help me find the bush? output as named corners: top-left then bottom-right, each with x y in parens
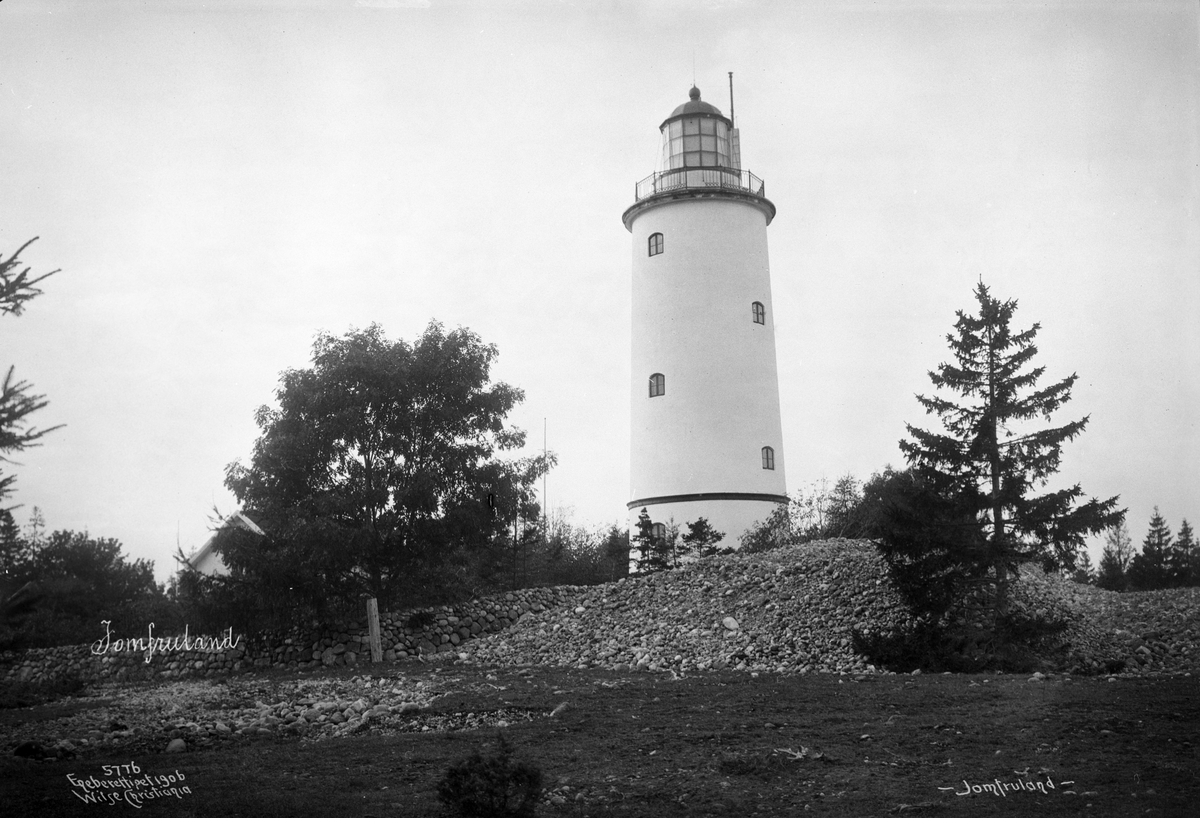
top-left (0, 674), bottom-right (88, 709)
top-left (437, 733), bottom-right (543, 818)
top-left (852, 609), bottom-right (1071, 674)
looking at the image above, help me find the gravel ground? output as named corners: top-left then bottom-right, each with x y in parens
top-left (4, 538), bottom-right (1196, 760)
top-left (1, 666), bottom-right (526, 760)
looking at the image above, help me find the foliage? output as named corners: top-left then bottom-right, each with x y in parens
top-left (1096, 521), bottom-right (1134, 591)
top-left (853, 607), bottom-right (1070, 674)
top-left (530, 514), bottom-right (630, 587)
top-left (739, 476), bottom-right (870, 554)
top-left (629, 508), bottom-right (670, 573)
top-left (0, 238), bottom-right (62, 506)
top-left (856, 467), bottom-right (989, 624)
top-left (680, 517), bottom-right (729, 560)
top-left (1129, 507), bottom-right (1174, 590)
top-left (0, 578), bottom-right (43, 650)
top-left (1069, 549), bottom-right (1095, 585)
top-left (0, 521), bottom-right (175, 650)
top-left (221, 322), bottom-right (551, 613)
top-left (629, 510), bottom-right (723, 572)
top-left (821, 474), bottom-right (867, 538)
top-left (739, 502), bottom-right (796, 554)
top-left (1167, 518), bottom-right (1195, 587)
top-left (899, 282), bottom-right (1123, 614)
top-left (484, 510), bottom-right (630, 589)
top-left (437, 733), bottom-right (543, 818)
top-left (0, 673), bottom-right (87, 710)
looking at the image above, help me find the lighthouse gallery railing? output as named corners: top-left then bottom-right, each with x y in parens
top-left (634, 167), bottom-right (766, 202)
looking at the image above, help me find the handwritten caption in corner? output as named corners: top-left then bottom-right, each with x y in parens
top-left (67, 763), bottom-right (192, 808)
top-left (940, 776), bottom-right (1075, 797)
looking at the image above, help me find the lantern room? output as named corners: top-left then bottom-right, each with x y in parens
top-left (659, 86), bottom-right (738, 170)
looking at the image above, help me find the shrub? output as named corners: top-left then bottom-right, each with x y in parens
top-left (0, 674), bottom-right (88, 709)
top-left (437, 733), bottom-right (543, 818)
top-left (852, 609), bottom-right (1071, 674)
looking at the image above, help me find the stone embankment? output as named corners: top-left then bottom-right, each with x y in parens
top-left (4, 539), bottom-right (1197, 688)
top-left (0, 587), bottom-right (572, 686)
top-left (463, 540), bottom-right (1200, 676)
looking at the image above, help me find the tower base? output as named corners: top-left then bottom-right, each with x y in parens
top-left (627, 494), bottom-right (786, 562)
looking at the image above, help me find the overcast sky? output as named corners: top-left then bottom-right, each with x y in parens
top-left (3, 0), bottom-right (1197, 582)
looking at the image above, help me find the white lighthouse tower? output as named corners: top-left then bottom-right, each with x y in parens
top-left (625, 82), bottom-right (787, 552)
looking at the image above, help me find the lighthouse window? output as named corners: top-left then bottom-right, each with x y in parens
top-left (651, 523), bottom-right (666, 543)
top-left (663, 116), bottom-right (733, 170)
top-left (649, 373), bottom-right (665, 398)
top-left (648, 233), bottom-right (664, 256)
top-left (752, 301), bottom-right (765, 324)
top-left (761, 446), bottom-right (775, 470)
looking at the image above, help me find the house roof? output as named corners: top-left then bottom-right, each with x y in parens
top-left (185, 511), bottom-right (265, 572)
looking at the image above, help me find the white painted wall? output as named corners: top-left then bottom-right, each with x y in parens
top-left (628, 195), bottom-right (787, 545)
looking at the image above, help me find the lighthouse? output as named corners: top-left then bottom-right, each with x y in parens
top-left (624, 82), bottom-right (787, 555)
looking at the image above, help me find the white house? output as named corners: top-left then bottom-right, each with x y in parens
top-left (185, 511), bottom-right (265, 577)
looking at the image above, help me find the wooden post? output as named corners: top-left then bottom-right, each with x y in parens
top-left (366, 598), bottom-right (382, 664)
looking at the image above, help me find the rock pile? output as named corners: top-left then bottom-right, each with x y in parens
top-left (463, 539), bottom-right (1200, 676)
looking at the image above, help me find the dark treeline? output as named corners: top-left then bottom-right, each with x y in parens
top-left (1086, 510), bottom-right (1200, 592)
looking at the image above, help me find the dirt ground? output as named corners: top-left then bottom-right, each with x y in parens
top-left (1, 664), bottom-right (1197, 817)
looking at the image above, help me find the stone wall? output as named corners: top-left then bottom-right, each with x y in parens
top-left (0, 586), bottom-right (574, 686)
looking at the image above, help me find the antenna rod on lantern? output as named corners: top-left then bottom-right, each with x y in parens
top-left (728, 71), bottom-right (735, 128)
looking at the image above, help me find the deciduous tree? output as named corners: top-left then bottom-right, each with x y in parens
top-left (900, 283), bottom-right (1123, 614)
top-left (1096, 521), bottom-right (1133, 591)
top-left (223, 322), bottom-right (550, 610)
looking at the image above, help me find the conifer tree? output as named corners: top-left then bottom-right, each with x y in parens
top-left (900, 282), bottom-right (1124, 614)
top-left (1, 239), bottom-right (61, 506)
top-left (680, 517), bottom-right (728, 559)
top-left (1179, 519), bottom-right (1199, 587)
top-left (1070, 549), bottom-right (1095, 584)
top-left (1128, 508), bottom-right (1173, 590)
top-left (1169, 519), bottom-right (1195, 587)
top-left (1096, 521), bottom-right (1133, 591)
top-left (629, 508), bottom-right (665, 573)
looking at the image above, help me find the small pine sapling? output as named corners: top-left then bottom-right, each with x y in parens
top-left (437, 733), bottom-right (543, 818)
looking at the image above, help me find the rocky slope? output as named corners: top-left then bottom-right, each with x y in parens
top-left (462, 539), bottom-right (1200, 676)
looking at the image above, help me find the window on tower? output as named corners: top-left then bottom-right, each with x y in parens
top-left (649, 373), bottom-right (665, 398)
top-left (648, 233), bottom-right (664, 256)
top-left (752, 301), bottom-right (765, 324)
top-left (761, 446), bottom-right (775, 470)
top-left (651, 523), bottom-right (666, 544)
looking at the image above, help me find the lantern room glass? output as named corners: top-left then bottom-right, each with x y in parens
top-left (661, 116), bottom-right (732, 170)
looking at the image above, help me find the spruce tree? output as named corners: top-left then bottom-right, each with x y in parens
top-left (1129, 508), bottom-right (1173, 590)
top-left (1179, 519), bottom-right (1199, 587)
top-left (1169, 519), bottom-right (1195, 587)
top-left (630, 508), bottom-right (672, 573)
top-left (900, 282), bottom-right (1124, 614)
top-left (1, 239), bottom-right (61, 506)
